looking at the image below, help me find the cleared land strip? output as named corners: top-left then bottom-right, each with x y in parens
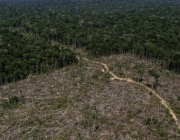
top-left (83, 57), bottom-right (180, 129)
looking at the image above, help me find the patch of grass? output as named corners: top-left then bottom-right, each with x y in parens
top-left (117, 124), bottom-right (125, 130)
top-left (144, 117), bottom-right (158, 125)
top-left (174, 107), bottom-right (180, 114)
top-left (91, 73), bottom-right (99, 80)
top-left (56, 96), bottom-right (69, 109)
top-left (158, 129), bottom-right (168, 138)
top-left (133, 64), bottom-right (144, 70)
top-left (80, 104), bottom-right (99, 129)
top-left (1, 96), bottom-right (25, 109)
top-left (91, 70), bottom-right (110, 83)
top-left (80, 120), bottom-right (93, 129)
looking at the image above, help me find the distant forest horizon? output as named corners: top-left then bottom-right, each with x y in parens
top-left (0, 0), bottom-right (180, 84)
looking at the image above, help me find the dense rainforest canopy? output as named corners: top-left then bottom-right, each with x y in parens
top-left (0, 0), bottom-right (180, 84)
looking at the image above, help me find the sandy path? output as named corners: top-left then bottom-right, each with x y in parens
top-left (83, 58), bottom-right (180, 129)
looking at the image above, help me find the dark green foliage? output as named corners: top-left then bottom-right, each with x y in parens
top-left (57, 97), bottom-right (69, 109)
top-left (145, 117), bottom-right (158, 125)
top-left (1, 96), bottom-right (25, 109)
top-left (0, 30), bottom-right (77, 84)
top-left (148, 69), bottom-right (160, 80)
top-left (177, 96), bottom-right (180, 101)
top-left (0, 0), bottom-right (180, 84)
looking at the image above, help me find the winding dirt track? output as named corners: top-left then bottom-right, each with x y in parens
top-left (83, 58), bottom-right (180, 129)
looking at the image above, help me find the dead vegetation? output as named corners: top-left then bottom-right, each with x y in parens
top-left (0, 54), bottom-right (180, 139)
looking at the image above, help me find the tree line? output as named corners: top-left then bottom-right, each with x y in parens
top-left (0, 0), bottom-right (180, 84)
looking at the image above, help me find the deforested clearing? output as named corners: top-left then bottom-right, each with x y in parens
top-left (1, 54), bottom-right (180, 139)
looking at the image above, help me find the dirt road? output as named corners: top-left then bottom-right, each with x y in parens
top-left (83, 58), bottom-right (180, 129)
